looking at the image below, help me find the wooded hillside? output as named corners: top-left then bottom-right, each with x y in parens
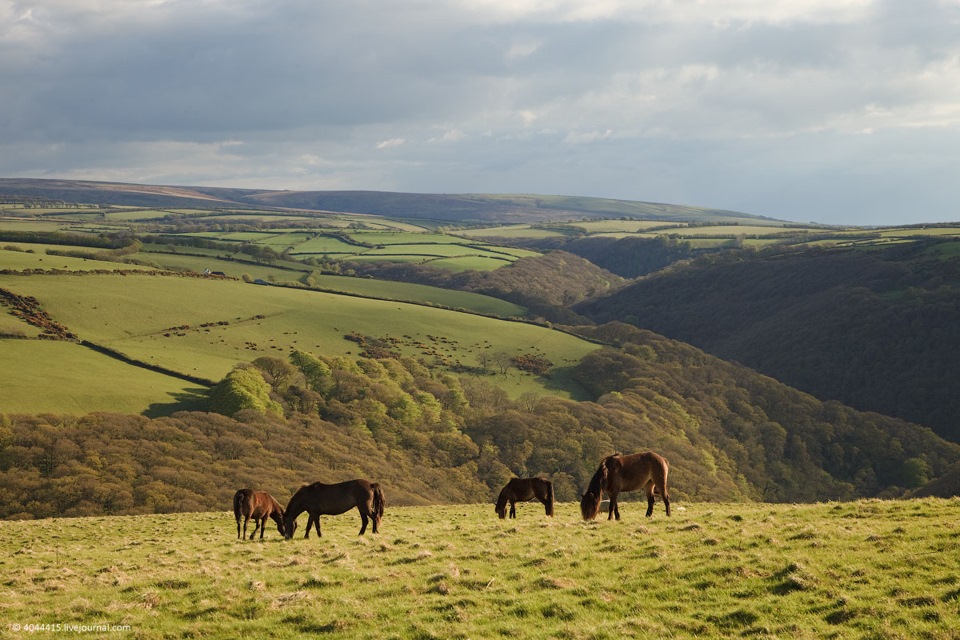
top-left (577, 243), bottom-right (960, 443)
top-left (3, 323), bottom-right (955, 519)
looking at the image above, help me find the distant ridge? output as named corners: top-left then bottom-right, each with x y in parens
top-left (0, 177), bottom-right (776, 224)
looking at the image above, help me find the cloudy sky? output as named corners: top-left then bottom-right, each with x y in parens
top-left (2, 0), bottom-right (959, 225)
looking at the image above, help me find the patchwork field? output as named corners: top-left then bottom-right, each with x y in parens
top-left (0, 271), bottom-right (599, 414)
top-left (2, 499), bottom-right (958, 639)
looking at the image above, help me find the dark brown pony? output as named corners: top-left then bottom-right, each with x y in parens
top-left (580, 451), bottom-right (671, 520)
top-left (233, 489), bottom-right (287, 540)
top-left (283, 479), bottom-right (385, 538)
top-left (495, 477), bottom-right (555, 519)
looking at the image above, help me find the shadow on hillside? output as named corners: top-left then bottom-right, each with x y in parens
top-left (144, 387), bottom-right (210, 418)
top-left (540, 365), bottom-right (593, 401)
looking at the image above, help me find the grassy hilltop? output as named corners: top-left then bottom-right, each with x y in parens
top-left (2, 500), bottom-right (959, 639)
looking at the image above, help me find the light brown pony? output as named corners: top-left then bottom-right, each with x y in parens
top-left (233, 489), bottom-right (287, 540)
top-left (580, 451), bottom-right (671, 520)
top-left (283, 479), bottom-right (385, 538)
top-left (495, 477), bottom-right (555, 519)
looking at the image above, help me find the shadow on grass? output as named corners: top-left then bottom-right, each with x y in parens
top-left (144, 387), bottom-right (210, 418)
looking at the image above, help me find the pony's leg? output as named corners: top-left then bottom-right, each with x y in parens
top-left (242, 516), bottom-right (251, 539)
top-left (359, 511), bottom-right (369, 535)
top-left (645, 482), bottom-right (655, 517)
top-left (250, 518), bottom-right (260, 540)
top-left (509, 501), bottom-right (516, 519)
top-left (237, 517), bottom-right (242, 540)
top-left (661, 485), bottom-right (671, 516)
top-left (258, 517), bottom-right (266, 540)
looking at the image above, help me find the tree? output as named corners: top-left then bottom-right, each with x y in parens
top-left (209, 364), bottom-right (283, 417)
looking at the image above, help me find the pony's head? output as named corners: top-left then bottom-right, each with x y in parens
top-left (275, 509), bottom-right (288, 537)
top-left (580, 491), bottom-right (602, 520)
top-left (282, 514), bottom-right (298, 539)
top-left (494, 490), bottom-right (509, 519)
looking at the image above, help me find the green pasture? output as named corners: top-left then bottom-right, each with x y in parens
top-left (0, 219), bottom-right (68, 232)
top-left (423, 255), bottom-right (513, 271)
top-left (128, 249), bottom-right (524, 315)
top-left (102, 210), bottom-right (176, 221)
top-left (131, 250), bottom-right (309, 280)
top-left (2, 499), bottom-right (958, 639)
top-left (654, 225), bottom-right (802, 237)
top-left (0, 247), bottom-right (157, 272)
top-left (0, 340), bottom-right (205, 415)
top-left (569, 220), bottom-right (688, 233)
top-left (0, 273), bottom-right (597, 403)
top-left (284, 235), bottom-right (358, 253)
top-left (375, 220), bottom-right (433, 232)
top-left (483, 246), bottom-right (540, 259)
top-left (456, 225), bottom-right (566, 239)
top-left (343, 254), bottom-right (431, 264)
top-left (879, 226), bottom-right (960, 239)
top-left (362, 243), bottom-right (494, 258)
top-left (345, 231), bottom-right (465, 245)
top-left (164, 228), bottom-right (524, 272)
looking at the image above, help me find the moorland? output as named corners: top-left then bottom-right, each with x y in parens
top-left (4, 178), bottom-right (960, 636)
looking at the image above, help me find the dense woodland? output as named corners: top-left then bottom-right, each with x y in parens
top-left (3, 323), bottom-right (956, 519)
top-left (515, 235), bottom-right (698, 279)
top-left (576, 242), bottom-right (960, 443)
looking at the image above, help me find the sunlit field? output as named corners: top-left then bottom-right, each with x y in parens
top-left (2, 500), bottom-right (958, 639)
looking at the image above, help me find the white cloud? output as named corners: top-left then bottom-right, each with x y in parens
top-left (376, 138), bottom-right (406, 150)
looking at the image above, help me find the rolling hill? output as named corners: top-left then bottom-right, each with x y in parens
top-left (0, 178), bottom-right (771, 224)
top-left (4, 178), bottom-right (960, 517)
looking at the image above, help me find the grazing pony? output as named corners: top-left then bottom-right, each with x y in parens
top-left (283, 479), bottom-right (385, 538)
top-left (580, 451), bottom-right (671, 520)
top-left (495, 477), bottom-right (555, 519)
top-left (233, 489), bottom-right (287, 540)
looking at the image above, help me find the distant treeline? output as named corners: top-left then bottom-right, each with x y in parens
top-left (3, 322), bottom-right (956, 519)
top-left (0, 231), bottom-right (124, 249)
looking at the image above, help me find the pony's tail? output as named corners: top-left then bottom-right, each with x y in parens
top-left (371, 483), bottom-right (385, 530)
top-left (545, 480), bottom-right (555, 517)
top-left (232, 490), bottom-right (243, 521)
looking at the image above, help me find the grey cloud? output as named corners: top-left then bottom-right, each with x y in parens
top-left (2, 0), bottom-right (959, 225)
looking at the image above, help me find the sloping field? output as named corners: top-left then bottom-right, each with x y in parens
top-left (122, 249), bottom-right (527, 316)
top-left (0, 273), bottom-right (599, 412)
top-left (0, 247), bottom-right (158, 272)
top-left (0, 341), bottom-right (204, 415)
top-left (2, 500), bottom-right (957, 639)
